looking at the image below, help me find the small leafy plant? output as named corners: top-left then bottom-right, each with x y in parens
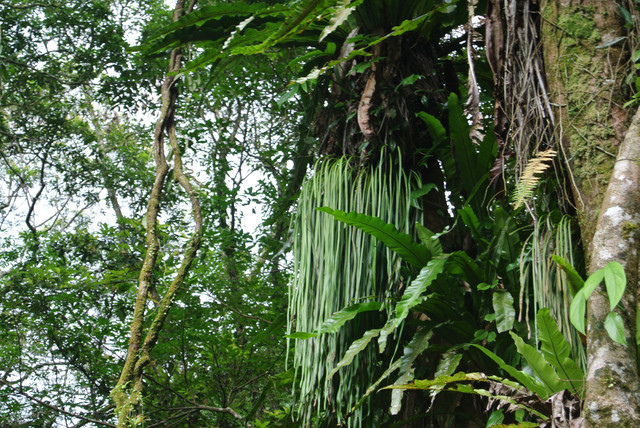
top-left (554, 258), bottom-right (628, 345)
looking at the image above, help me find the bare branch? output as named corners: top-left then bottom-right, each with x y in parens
top-left (0, 379), bottom-right (116, 427)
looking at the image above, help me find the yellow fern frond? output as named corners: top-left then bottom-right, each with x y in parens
top-left (512, 148), bottom-right (557, 209)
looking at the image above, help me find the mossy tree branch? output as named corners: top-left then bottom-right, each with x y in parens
top-left (109, 0), bottom-right (206, 425)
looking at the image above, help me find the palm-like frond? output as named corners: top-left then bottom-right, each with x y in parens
top-left (511, 148), bottom-right (557, 209)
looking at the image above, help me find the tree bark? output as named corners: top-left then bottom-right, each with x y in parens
top-left (583, 107), bottom-right (640, 426)
top-left (541, 0), bottom-right (631, 252)
top-left (541, 1), bottom-right (640, 425)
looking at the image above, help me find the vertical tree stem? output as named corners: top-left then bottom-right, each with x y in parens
top-left (110, 0), bottom-right (201, 425)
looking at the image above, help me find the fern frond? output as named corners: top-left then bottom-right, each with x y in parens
top-left (512, 149), bottom-right (557, 209)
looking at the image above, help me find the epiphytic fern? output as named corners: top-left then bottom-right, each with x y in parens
top-left (512, 149), bottom-right (557, 209)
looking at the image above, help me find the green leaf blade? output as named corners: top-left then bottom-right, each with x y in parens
top-left (493, 291), bottom-right (515, 333)
top-left (604, 261), bottom-right (626, 311)
top-left (510, 332), bottom-right (565, 397)
top-left (605, 312), bottom-right (627, 346)
top-left (536, 308), bottom-right (584, 396)
top-left (330, 329), bottom-right (381, 377)
top-left (317, 207), bottom-right (430, 268)
top-left (317, 301), bottom-right (381, 334)
top-left (378, 256), bottom-right (448, 352)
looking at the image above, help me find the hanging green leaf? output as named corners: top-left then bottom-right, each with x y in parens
top-left (448, 92), bottom-right (483, 196)
top-left (510, 332), bottom-right (565, 397)
top-left (390, 328), bottom-right (434, 415)
top-left (330, 329), bottom-right (381, 377)
top-left (552, 255), bottom-right (585, 296)
top-left (435, 350), bottom-right (463, 378)
top-left (350, 358), bottom-right (402, 414)
top-left (493, 291), bottom-right (515, 333)
top-left (416, 111), bottom-right (446, 145)
top-left (415, 223), bottom-right (442, 257)
top-left (570, 269), bottom-right (604, 334)
top-left (378, 256), bottom-right (449, 352)
top-left (536, 309), bottom-right (584, 396)
top-left (605, 312), bottom-right (627, 346)
top-left (319, 0), bottom-right (363, 42)
top-left (317, 301), bottom-right (382, 334)
top-left (410, 183), bottom-right (438, 200)
top-left (471, 345), bottom-right (547, 398)
top-left (603, 261), bottom-right (626, 311)
top-left (317, 207), bottom-right (431, 268)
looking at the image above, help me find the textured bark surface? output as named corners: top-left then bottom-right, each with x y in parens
top-left (583, 107), bottom-right (640, 427)
top-left (540, 1), bottom-right (640, 426)
top-left (541, 0), bottom-right (631, 253)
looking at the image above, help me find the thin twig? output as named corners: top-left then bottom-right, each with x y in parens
top-left (0, 379), bottom-right (116, 427)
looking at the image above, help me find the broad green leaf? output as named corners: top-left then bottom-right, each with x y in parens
top-left (415, 223), bottom-right (442, 257)
top-left (378, 256), bottom-right (448, 352)
top-left (411, 183), bottom-right (438, 200)
top-left (416, 111), bottom-right (446, 144)
top-left (569, 289), bottom-right (588, 334)
top-left (319, 0), bottom-right (363, 42)
top-left (148, 3), bottom-right (282, 40)
top-left (317, 301), bottom-right (381, 334)
top-left (249, 314), bottom-right (286, 345)
top-left (459, 204), bottom-right (481, 240)
top-left (618, 4), bottom-right (633, 26)
top-left (435, 350), bottom-right (463, 378)
top-left (446, 251), bottom-right (482, 285)
top-left (570, 269), bottom-right (605, 334)
top-left (605, 312), bottom-right (627, 346)
top-left (446, 383), bottom-right (547, 421)
top-left (396, 74), bottom-right (423, 89)
top-left (276, 83), bottom-right (301, 106)
top-left (536, 308), bottom-right (584, 396)
top-left (604, 261), bottom-right (626, 311)
top-left (330, 329), bottom-right (381, 377)
top-left (471, 345), bottom-right (547, 398)
top-left (552, 255), bottom-right (584, 296)
top-left (285, 332), bottom-right (317, 339)
top-left (510, 332), bottom-right (565, 397)
top-left (390, 329), bottom-right (433, 414)
top-left (493, 291), bottom-right (515, 333)
top-left (317, 207), bottom-right (430, 268)
top-left (487, 409), bottom-right (504, 426)
top-left (583, 268), bottom-right (605, 297)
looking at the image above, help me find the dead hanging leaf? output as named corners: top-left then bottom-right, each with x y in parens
top-left (511, 148), bottom-right (557, 209)
top-left (541, 390), bottom-right (582, 428)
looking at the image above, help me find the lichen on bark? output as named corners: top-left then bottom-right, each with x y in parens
top-left (541, 1), bottom-right (640, 426)
top-left (541, 0), bottom-right (630, 252)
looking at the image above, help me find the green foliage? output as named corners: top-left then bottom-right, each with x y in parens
top-left (289, 154), bottom-right (423, 426)
top-left (493, 291), bottom-right (516, 333)
top-left (537, 309), bottom-right (584, 395)
top-left (569, 262), bottom-right (626, 344)
top-left (317, 208), bottom-right (431, 268)
top-left (382, 372), bottom-right (548, 422)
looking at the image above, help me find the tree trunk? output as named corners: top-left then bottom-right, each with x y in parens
top-left (541, 1), bottom-right (640, 425)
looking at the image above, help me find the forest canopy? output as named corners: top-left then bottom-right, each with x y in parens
top-left (1, 0), bottom-right (640, 427)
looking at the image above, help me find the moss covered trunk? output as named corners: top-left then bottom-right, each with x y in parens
top-left (541, 1), bottom-right (640, 425)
